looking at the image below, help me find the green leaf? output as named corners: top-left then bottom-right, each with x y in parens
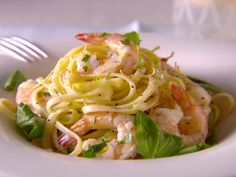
top-left (4, 70), bottom-right (26, 91)
top-left (155, 131), bottom-right (181, 157)
top-left (188, 76), bottom-right (221, 94)
top-left (16, 103), bottom-right (44, 140)
top-left (135, 111), bottom-right (181, 159)
top-left (123, 31), bottom-right (141, 46)
top-left (135, 111), bottom-right (158, 158)
top-left (121, 38), bottom-right (130, 45)
top-left (179, 143), bottom-right (210, 155)
top-left (28, 124), bottom-right (44, 139)
top-left (83, 141), bottom-right (107, 158)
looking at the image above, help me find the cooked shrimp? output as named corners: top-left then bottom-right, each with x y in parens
top-left (81, 121), bottom-right (136, 160)
top-left (187, 81), bottom-right (212, 115)
top-left (58, 112), bottom-right (134, 148)
top-left (99, 138), bottom-right (136, 160)
top-left (76, 33), bottom-right (139, 74)
top-left (76, 53), bottom-right (101, 73)
top-left (161, 60), bottom-right (212, 113)
top-left (16, 79), bottom-right (37, 105)
top-left (150, 83), bottom-right (208, 146)
top-left (149, 106), bottom-right (183, 137)
top-left (171, 83), bottom-right (208, 146)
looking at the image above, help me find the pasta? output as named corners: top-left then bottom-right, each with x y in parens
top-left (0, 32), bottom-right (234, 159)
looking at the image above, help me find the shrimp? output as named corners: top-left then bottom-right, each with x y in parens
top-left (187, 81), bottom-right (212, 115)
top-left (171, 83), bottom-right (208, 146)
top-left (150, 83), bottom-right (209, 146)
top-left (80, 121), bottom-right (136, 159)
top-left (16, 79), bottom-right (37, 105)
top-left (100, 138), bottom-right (136, 160)
top-left (58, 112), bottom-right (135, 155)
top-left (76, 33), bottom-right (139, 74)
top-left (149, 106), bottom-right (183, 137)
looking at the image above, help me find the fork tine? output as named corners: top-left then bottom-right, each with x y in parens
top-left (0, 45), bottom-right (28, 63)
top-left (11, 36), bottom-right (48, 58)
top-left (0, 40), bottom-right (35, 62)
top-left (2, 37), bottom-right (42, 60)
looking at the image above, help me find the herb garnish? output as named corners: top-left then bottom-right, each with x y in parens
top-left (100, 32), bottom-right (110, 37)
top-left (83, 66), bottom-right (88, 72)
top-left (16, 103), bottom-right (44, 140)
top-left (82, 54), bottom-right (90, 62)
top-left (121, 31), bottom-right (141, 46)
top-left (38, 91), bottom-right (51, 97)
top-left (83, 141), bottom-right (107, 158)
top-left (135, 111), bottom-right (181, 158)
top-left (4, 70), bottom-right (26, 91)
top-left (138, 57), bottom-right (146, 68)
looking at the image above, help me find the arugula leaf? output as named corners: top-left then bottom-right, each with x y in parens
top-left (188, 76), bottom-right (221, 95)
top-left (135, 111), bottom-right (158, 158)
top-left (121, 38), bottom-right (130, 45)
top-left (83, 141), bottom-right (107, 158)
top-left (179, 143), bottom-right (210, 155)
top-left (16, 103), bottom-right (44, 140)
top-left (135, 111), bottom-right (181, 158)
top-left (4, 70), bottom-right (26, 91)
top-left (155, 131), bottom-right (181, 157)
top-left (122, 31), bottom-right (141, 46)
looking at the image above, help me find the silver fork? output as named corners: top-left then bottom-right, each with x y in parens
top-left (0, 36), bottom-right (48, 63)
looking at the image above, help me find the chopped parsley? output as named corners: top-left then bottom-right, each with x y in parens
top-left (105, 73), bottom-right (111, 80)
top-left (82, 54), bottom-right (90, 62)
top-left (100, 32), bottom-right (110, 37)
top-left (83, 141), bottom-right (107, 158)
top-left (38, 91), bottom-right (51, 97)
top-left (93, 117), bottom-right (97, 124)
top-left (138, 57), bottom-right (146, 68)
top-left (83, 66), bottom-right (88, 72)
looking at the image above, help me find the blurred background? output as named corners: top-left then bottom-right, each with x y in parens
top-left (0, 0), bottom-right (236, 41)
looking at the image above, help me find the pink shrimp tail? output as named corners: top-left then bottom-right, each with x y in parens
top-left (58, 134), bottom-right (76, 149)
top-left (75, 33), bottom-right (105, 44)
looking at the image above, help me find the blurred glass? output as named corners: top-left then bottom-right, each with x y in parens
top-left (173, 0), bottom-right (236, 41)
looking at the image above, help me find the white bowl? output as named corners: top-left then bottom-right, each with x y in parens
top-left (0, 33), bottom-right (235, 177)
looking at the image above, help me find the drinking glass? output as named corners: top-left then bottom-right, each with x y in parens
top-left (173, 0), bottom-right (236, 41)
